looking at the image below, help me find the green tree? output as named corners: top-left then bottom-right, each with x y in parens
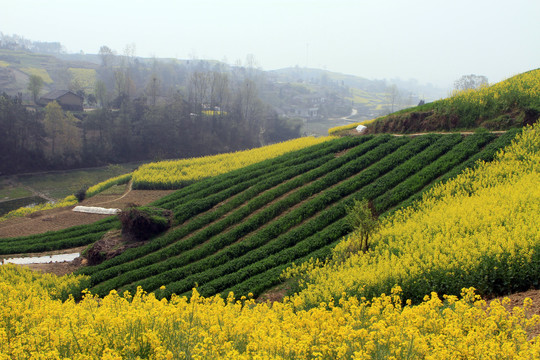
top-left (345, 199), bottom-right (380, 253)
top-left (43, 101), bottom-right (81, 162)
top-left (27, 74), bottom-right (44, 104)
top-left (94, 80), bottom-right (108, 108)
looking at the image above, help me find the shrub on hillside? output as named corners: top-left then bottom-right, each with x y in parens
top-left (74, 186), bottom-right (88, 202)
top-left (119, 204), bottom-right (173, 242)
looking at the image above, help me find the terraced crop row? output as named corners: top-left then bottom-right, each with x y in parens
top-left (76, 132), bottom-right (515, 299)
top-left (0, 137), bottom-right (363, 255)
top-left (1, 132), bottom-right (518, 300)
top-left (0, 218), bottom-right (118, 254)
top-left (86, 135), bottom-right (409, 295)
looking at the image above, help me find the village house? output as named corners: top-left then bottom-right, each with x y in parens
top-left (39, 90), bottom-right (83, 111)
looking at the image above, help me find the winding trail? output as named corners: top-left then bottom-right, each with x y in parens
top-left (91, 180), bottom-right (134, 206)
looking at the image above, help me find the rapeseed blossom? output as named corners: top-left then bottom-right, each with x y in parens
top-left (1, 124), bottom-right (539, 359)
top-left (1, 267), bottom-right (539, 359)
top-left (132, 136), bottom-right (335, 189)
top-left (290, 124), bottom-right (540, 307)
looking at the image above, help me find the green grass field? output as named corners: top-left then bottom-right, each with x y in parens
top-left (5, 163), bottom-right (139, 200)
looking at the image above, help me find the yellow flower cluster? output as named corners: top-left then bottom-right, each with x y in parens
top-left (1, 125), bottom-right (539, 359)
top-left (201, 110), bottom-right (227, 116)
top-left (291, 124), bottom-right (540, 307)
top-left (0, 264), bottom-right (88, 301)
top-left (447, 69), bottom-right (540, 109)
top-left (132, 136), bottom-right (335, 189)
top-left (85, 173), bottom-right (132, 198)
top-left (1, 265), bottom-right (539, 360)
top-left (0, 195), bottom-right (78, 222)
top-left (328, 119), bottom-right (376, 135)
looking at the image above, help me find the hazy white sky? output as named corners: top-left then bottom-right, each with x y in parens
top-left (1, 0), bottom-right (539, 88)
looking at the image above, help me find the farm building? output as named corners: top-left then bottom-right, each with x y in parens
top-left (39, 90), bottom-right (83, 111)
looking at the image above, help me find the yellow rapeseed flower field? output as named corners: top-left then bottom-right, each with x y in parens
top-left (132, 136), bottom-right (335, 189)
top-left (289, 124), bottom-right (540, 307)
top-left (0, 125), bottom-right (538, 359)
top-left (1, 265), bottom-right (539, 359)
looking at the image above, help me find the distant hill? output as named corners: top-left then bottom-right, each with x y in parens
top-left (0, 47), bottom-right (444, 124)
top-left (366, 69), bottom-right (540, 133)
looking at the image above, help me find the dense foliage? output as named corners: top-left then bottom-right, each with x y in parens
top-left (0, 88), bottom-right (302, 174)
top-left (0, 273), bottom-right (535, 358)
top-left (287, 124), bottom-right (540, 308)
top-left (72, 131), bottom-right (516, 299)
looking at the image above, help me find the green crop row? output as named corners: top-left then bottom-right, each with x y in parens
top-left (374, 133), bottom-right (496, 212)
top-left (84, 150), bottom-right (345, 284)
top-left (154, 136), bottom-right (366, 209)
top-left (79, 137), bottom-right (373, 279)
top-left (394, 129), bottom-right (521, 211)
top-left (0, 218), bottom-right (118, 255)
top-left (220, 244), bottom-right (334, 299)
top-left (87, 136), bottom-right (398, 292)
top-left (187, 136), bottom-right (473, 296)
top-left (104, 135), bottom-right (440, 296)
top-left (145, 135), bottom-right (460, 297)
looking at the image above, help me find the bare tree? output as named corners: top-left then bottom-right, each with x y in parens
top-left (454, 74), bottom-right (488, 91)
top-left (94, 80), bottom-right (108, 108)
top-left (209, 72), bottom-right (229, 113)
top-left (188, 72), bottom-right (209, 113)
top-left (385, 84), bottom-right (401, 114)
top-left (98, 45), bottom-right (115, 68)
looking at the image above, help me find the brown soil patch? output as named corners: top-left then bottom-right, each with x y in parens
top-left (334, 148), bottom-right (351, 157)
top-left (0, 190), bottom-right (175, 238)
top-left (257, 282), bottom-right (291, 304)
top-left (0, 189), bottom-right (174, 276)
top-left (23, 261), bottom-right (83, 277)
top-left (489, 289), bottom-right (540, 339)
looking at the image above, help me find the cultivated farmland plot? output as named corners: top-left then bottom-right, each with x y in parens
top-left (0, 130), bottom-right (520, 299)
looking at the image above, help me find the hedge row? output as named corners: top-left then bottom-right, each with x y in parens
top-left (79, 137), bottom-right (375, 279)
top-left (0, 218), bottom-right (119, 255)
top-left (394, 129), bottom-right (521, 211)
top-left (373, 133), bottom-right (496, 212)
top-left (103, 135), bottom-right (440, 296)
top-left (154, 136), bottom-right (367, 209)
top-left (87, 136), bottom-right (400, 292)
top-left (146, 135), bottom-right (461, 297)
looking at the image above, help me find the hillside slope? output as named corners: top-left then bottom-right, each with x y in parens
top-left (72, 131), bottom-right (518, 298)
top-left (291, 123), bottom-right (540, 309)
top-left (329, 69), bottom-right (540, 135)
top-left (0, 125), bottom-right (538, 359)
top-left (369, 69), bottom-right (540, 133)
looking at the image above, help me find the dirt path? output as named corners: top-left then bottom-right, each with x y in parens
top-left (0, 189), bottom-right (175, 238)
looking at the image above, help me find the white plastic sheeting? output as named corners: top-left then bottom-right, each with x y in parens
top-left (356, 125), bottom-right (367, 133)
top-left (2, 253), bottom-right (80, 265)
top-left (72, 206), bottom-right (120, 215)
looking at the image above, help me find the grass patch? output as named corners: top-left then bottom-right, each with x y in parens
top-left (0, 186), bottom-right (33, 200)
top-left (68, 68), bottom-right (97, 91)
top-left (17, 163), bottom-right (139, 200)
top-left (98, 184), bottom-right (127, 196)
top-left (20, 67), bottom-right (53, 84)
